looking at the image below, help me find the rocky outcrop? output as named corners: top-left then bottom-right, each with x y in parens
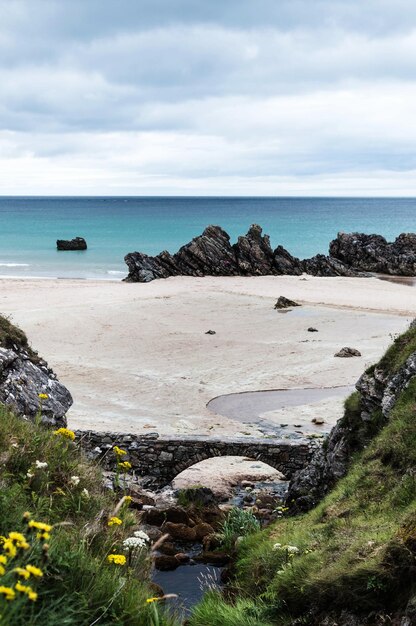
top-left (287, 329), bottom-right (416, 511)
top-left (124, 224), bottom-right (356, 282)
top-left (274, 296), bottom-right (300, 309)
top-left (329, 232), bottom-right (416, 275)
top-left (0, 314), bottom-right (72, 426)
top-left (57, 237), bottom-right (87, 251)
top-left (334, 347), bottom-right (361, 358)
top-left (0, 345), bottom-right (72, 427)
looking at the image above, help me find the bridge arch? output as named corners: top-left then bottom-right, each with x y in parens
top-left (78, 431), bottom-right (315, 490)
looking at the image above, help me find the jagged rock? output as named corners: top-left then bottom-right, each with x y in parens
top-left (274, 296), bottom-right (301, 309)
top-left (287, 321), bottom-right (416, 511)
top-left (205, 330), bottom-right (216, 335)
top-left (0, 346), bottom-right (72, 427)
top-left (302, 254), bottom-right (360, 277)
top-left (123, 224), bottom-right (358, 282)
top-left (56, 237), bottom-right (87, 251)
top-left (308, 327), bottom-right (319, 332)
top-left (329, 231), bottom-right (416, 275)
top-left (334, 347), bottom-right (362, 358)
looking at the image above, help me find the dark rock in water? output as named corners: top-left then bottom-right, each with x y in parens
top-left (0, 346), bottom-right (72, 427)
top-left (205, 330), bottom-right (216, 335)
top-left (123, 224), bottom-right (357, 282)
top-left (334, 347), bottom-right (361, 358)
top-left (195, 551), bottom-right (231, 566)
top-left (329, 231), bottom-right (416, 275)
top-left (177, 486), bottom-right (217, 507)
top-left (56, 237), bottom-right (87, 251)
top-left (308, 327), bottom-right (319, 332)
top-left (154, 555), bottom-right (181, 571)
top-left (274, 296), bottom-right (300, 309)
top-left (162, 522), bottom-right (197, 542)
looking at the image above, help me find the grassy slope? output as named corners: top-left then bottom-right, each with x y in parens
top-left (190, 329), bottom-right (416, 626)
top-left (0, 408), bottom-right (179, 626)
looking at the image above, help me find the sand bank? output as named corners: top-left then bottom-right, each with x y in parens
top-left (0, 275), bottom-right (412, 436)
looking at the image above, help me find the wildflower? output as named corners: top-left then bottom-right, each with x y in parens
top-left (123, 536), bottom-right (149, 551)
top-left (286, 545), bottom-right (300, 554)
top-left (53, 428), bottom-right (75, 441)
top-left (134, 530), bottom-right (150, 541)
top-left (0, 565), bottom-right (5, 576)
top-left (25, 565), bottom-right (43, 578)
top-left (146, 597), bottom-right (160, 603)
top-left (124, 495), bottom-right (132, 505)
top-left (2, 540), bottom-right (17, 558)
top-left (273, 543), bottom-right (282, 550)
top-left (8, 532), bottom-right (28, 548)
top-left (118, 461), bottom-right (132, 471)
top-left (0, 586), bottom-right (15, 601)
top-left (28, 521), bottom-right (52, 533)
top-left (69, 476), bottom-right (80, 486)
top-left (15, 582), bottom-right (37, 601)
top-left (108, 516), bottom-right (122, 527)
top-left (36, 532), bottom-right (50, 541)
top-left (13, 568), bottom-right (30, 580)
top-left (22, 512), bottom-right (31, 521)
top-left (0, 556), bottom-right (7, 565)
top-left (26, 471), bottom-right (34, 479)
top-left (81, 488), bottom-right (90, 498)
top-left (35, 460), bottom-right (48, 469)
top-left (38, 393), bottom-right (48, 400)
top-left (107, 554), bottom-right (126, 565)
top-left (113, 445), bottom-right (127, 457)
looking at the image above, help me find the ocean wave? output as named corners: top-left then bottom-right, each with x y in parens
top-left (0, 263), bottom-right (31, 267)
top-left (107, 270), bottom-right (125, 275)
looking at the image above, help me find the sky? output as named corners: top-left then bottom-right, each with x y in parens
top-left (1, 0), bottom-right (416, 196)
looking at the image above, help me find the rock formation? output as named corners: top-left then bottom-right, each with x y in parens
top-left (57, 237), bottom-right (87, 251)
top-left (287, 322), bottom-right (416, 511)
top-left (274, 296), bottom-right (300, 309)
top-left (0, 317), bottom-right (72, 426)
top-left (124, 224), bottom-right (357, 282)
top-left (329, 231), bottom-right (416, 275)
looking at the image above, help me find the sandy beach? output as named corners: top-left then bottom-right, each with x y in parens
top-left (0, 274), bottom-right (413, 438)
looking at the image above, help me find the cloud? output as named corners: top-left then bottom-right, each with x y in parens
top-left (1, 0), bottom-right (416, 194)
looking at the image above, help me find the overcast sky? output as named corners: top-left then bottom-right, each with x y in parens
top-left (1, 0), bottom-right (416, 195)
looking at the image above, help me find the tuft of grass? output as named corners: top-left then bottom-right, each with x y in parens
top-left (189, 591), bottom-right (272, 626)
top-left (0, 314), bottom-right (39, 362)
top-left (219, 508), bottom-right (261, 551)
top-left (0, 406), bottom-right (180, 626)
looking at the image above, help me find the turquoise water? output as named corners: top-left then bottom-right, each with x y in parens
top-left (0, 196), bottom-right (415, 279)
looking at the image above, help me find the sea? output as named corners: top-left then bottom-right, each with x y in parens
top-left (0, 196), bottom-right (415, 280)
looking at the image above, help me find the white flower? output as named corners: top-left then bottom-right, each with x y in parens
top-left (286, 545), bottom-right (300, 554)
top-left (26, 471), bottom-right (34, 479)
top-left (70, 476), bottom-right (80, 486)
top-left (273, 543), bottom-right (282, 551)
top-left (133, 530), bottom-right (150, 542)
top-left (35, 460), bottom-right (48, 469)
top-left (123, 536), bottom-right (149, 551)
top-left (93, 447), bottom-right (102, 454)
top-left (81, 488), bottom-right (90, 498)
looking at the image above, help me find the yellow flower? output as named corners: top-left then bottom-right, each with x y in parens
top-left (36, 532), bottom-right (50, 541)
top-left (0, 586), bottom-right (15, 601)
top-left (28, 520), bottom-right (52, 533)
top-left (38, 393), bottom-right (48, 400)
top-left (107, 516), bottom-right (122, 527)
top-left (146, 597), bottom-right (161, 603)
top-left (22, 512), bottom-right (31, 521)
top-left (113, 445), bottom-right (127, 457)
top-left (118, 461), bottom-right (132, 471)
top-left (15, 582), bottom-right (37, 601)
top-left (0, 555), bottom-right (7, 565)
top-left (107, 554), bottom-right (126, 565)
top-left (0, 566), bottom-right (5, 576)
top-left (53, 427), bottom-right (75, 441)
top-left (124, 496), bottom-right (132, 505)
top-left (8, 532), bottom-right (29, 549)
top-left (25, 565), bottom-right (43, 578)
top-left (13, 568), bottom-right (30, 580)
top-left (2, 540), bottom-right (17, 558)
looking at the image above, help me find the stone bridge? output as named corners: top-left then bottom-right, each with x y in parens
top-left (77, 430), bottom-right (316, 489)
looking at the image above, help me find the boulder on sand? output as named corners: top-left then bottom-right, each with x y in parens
top-left (274, 296), bottom-right (301, 309)
top-left (334, 347), bottom-right (362, 358)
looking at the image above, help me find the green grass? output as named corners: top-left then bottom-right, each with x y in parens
top-left (0, 315), bottom-right (39, 362)
top-left (0, 407), bottom-right (180, 626)
top-left (219, 508), bottom-right (261, 551)
top-left (190, 330), bottom-right (416, 625)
